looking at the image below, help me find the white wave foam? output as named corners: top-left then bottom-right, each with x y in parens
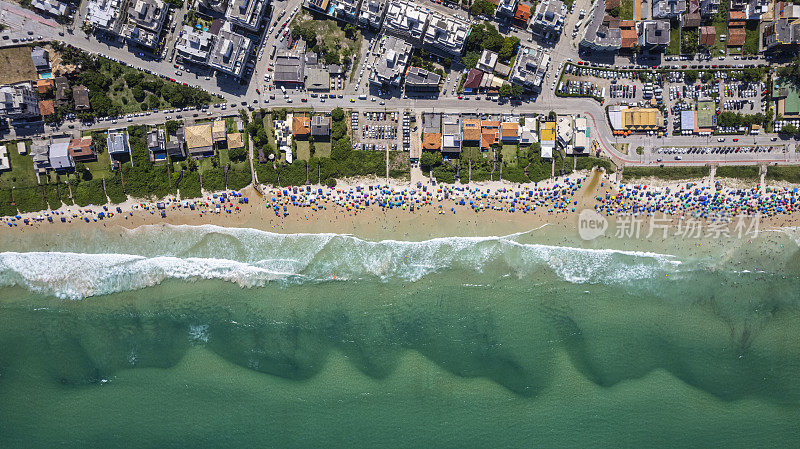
top-left (0, 226), bottom-right (683, 299)
top-left (0, 252), bottom-right (291, 299)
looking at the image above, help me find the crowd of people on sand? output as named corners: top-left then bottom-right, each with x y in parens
top-left (595, 181), bottom-right (799, 221)
top-left (3, 172), bottom-right (800, 227)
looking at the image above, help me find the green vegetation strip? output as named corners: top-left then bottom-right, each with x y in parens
top-left (716, 166), bottom-right (759, 180)
top-left (623, 166), bottom-right (710, 181)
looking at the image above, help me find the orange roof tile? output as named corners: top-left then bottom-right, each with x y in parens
top-left (728, 28), bottom-right (746, 46)
top-left (39, 100), bottom-right (54, 116)
top-left (621, 29), bottom-right (638, 48)
top-left (514, 4), bottom-right (531, 22)
top-left (292, 116), bottom-right (311, 136)
top-left (729, 10), bottom-right (746, 21)
top-left (68, 137), bottom-right (95, 159)
top-left (462, 119), bottom-right (481, 141)
top-left (422, 133), bottom-right (441, 150)
top-left (501, 122), bottom-right (519, 137)
top-left (37, 79), bottom-right (53, 94)
top-left (481, 130), bottom-right (498, 149)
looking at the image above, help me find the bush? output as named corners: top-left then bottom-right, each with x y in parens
top-left (202, 167), bottom-right (225, 192)
top-left (766, 166), bottom-right (800, 184)
top-left (228, 147), bottom-right (248, 162)
top-left (105, 176), bottom-right (127, 203)
top-left (178, 171), bottom-right (202, 199)
top-left (72, 179), bottom-right (108, 206)
top-left (0, 189), bottom-right (16, 216)
top-left (45, 184), bottom-right (62, 209)
top-left (14, 186), bottom-right (48, 213)
top-left (622, 166), bottom-right (709, 181)
top-left (575, 157), bottom-right (615, 173)
top-left (227, 166), bottom-right (252, 190)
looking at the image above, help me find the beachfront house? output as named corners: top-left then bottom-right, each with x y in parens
top-left (185, 123), bottom-right (215, 158)
top-left (68, 136), bottom-right (97, 162)
top-left (165, 126), bottom-right (187, 158)
top-left (107, 130), bottom-right (131, 162)
top-left (148, 129), bottom-right (167, 162)
top-left (48, 136), bottom-right (74, 172)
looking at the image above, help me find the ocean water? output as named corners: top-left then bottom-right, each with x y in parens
top-left (1, 224), bottom-right (799, 448)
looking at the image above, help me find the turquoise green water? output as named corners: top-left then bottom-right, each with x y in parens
top-left (1, 225), bottom-right (799, 448)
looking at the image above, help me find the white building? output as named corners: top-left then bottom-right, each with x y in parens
top-left (273, 119), bottom-right (293, 163)
top-left (573, 117), bottom-right (588, 151)
top-left (509, 45), bottom-right (549, 91)
top-left (226, 0), bottom-right (269, 32)
top-left (31, 0), bottom-right (67, 16)
top-left (497, 0), bottom-right (519, 18)
top-left (358, 0), bottom-right (386, 29)
top-left (370, 35), bottom-right (411, 86)
top-left (0, 82), bottom-right (40, 119)
top-left (423, 11), bottom-right (470, 57)
top-left (49, 137), bottom-right (74, 171)
top-left (208, 24), bottom-right (253, 78)
top-left (86, 0), bottom-right (121, 32)
top-left (330, 0), bottom-right (362, 22)
top-left (121, 0), bottom-right (168, 48)
top-left (383, 0), bottom-right (429, 43)
top-left (175, 26), bottom-right (215, 63)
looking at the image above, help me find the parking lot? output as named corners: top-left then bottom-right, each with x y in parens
top-left (560, 63), bottom-right (769, 136)
top-left (354, 110), bottom-right (400, 152)
top-left (651, 144), bottom-right (786, 163)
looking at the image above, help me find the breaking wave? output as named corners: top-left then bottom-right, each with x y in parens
top-left (0, 225), bottom-right (682, 299)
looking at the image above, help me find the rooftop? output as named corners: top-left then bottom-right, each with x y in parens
top-left (274, 50), bottom-right (305, 83)
top-left (208, 26), bottom-right (253, 78)
top-left (423, 11), bottom-right (470, 56)
top-left (292, 116), bottom-right (311, 136)
top-left (185, 123), bottom-right (214, 149)
top-left (384, 0), bottom-right (429, 41)
top-left (405, 66), bottom-right (441, 88)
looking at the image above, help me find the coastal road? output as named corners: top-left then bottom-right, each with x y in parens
top-left (0, 1), bottom-right (794, 169)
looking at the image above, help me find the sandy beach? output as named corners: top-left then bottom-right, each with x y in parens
top-left (3, 169), bottom-right (800, 244)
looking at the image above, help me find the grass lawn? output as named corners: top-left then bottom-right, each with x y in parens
top-left (218, 148), bottom-right (230, 167)
top-left (501, 145), bottom-right (518, 166)
top-left (83, 150), bottom-right (114, 180)
top-left (619, 0), bottom-right (633, 20)
top-left (225, 117), bottom-right (237, 133)
top-left (462, 146), bottom-right (482, 161)
top-left (612, 143), bottom-right (629, 155)
top-left (711, 21), bottom-right (728, 56)
top-left (744, 21), bottom-right (759, 55)
top-left (263, 114), bottom-right (277, 149)
top-left (314, 141), bottom-right (332, 158)
top-left (667, 27), bottom-right (681, 55)
top-left (0, 140), bottom-right (36, 189)
top-left (292, 10), bottom-right (362, 70)
top-left (296, 140), bottom-right (311, 161)
top-left (198, 157), bottom-right (215, 173)
top-left (0, 46), bottom-right (37, 85)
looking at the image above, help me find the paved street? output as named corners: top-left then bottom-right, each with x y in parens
top-left (1, 0), bottom-right (796, 169)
